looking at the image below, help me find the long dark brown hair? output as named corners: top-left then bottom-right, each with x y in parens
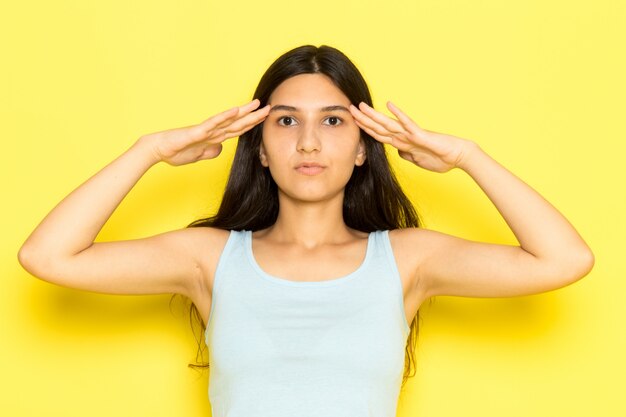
top-left (171, 44), bottom-right (425, 389)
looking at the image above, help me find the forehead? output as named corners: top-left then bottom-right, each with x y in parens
top-left (268, 73), bottom-right (350, 106)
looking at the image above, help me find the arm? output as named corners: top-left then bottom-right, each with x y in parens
top-left (18, 99), bottom-right (270, 296)
top-left (350, 100), bottom-right (594, 298)
top-left (416, 142), bottom-right (593, 298)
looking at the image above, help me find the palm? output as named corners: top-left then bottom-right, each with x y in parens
top-left (148, 121), bottom-right (232, 167)
top-left (348, 101), bottom-right (474, 173)
top-left (142, 99), bottom-right (270, 166)
top-left (396, 129), bottom-right (468, 173)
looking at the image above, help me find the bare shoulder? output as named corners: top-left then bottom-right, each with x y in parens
top-left (173, 227), bottom-right (231, 306)
top-left (387, 227), bottom-right (438, 300)
top-left (388, 227), bottom-right (450, 262)
top-left (184, 226), bottom-right (231, 282)
top-left (387, 227), bottom-right (434, 260)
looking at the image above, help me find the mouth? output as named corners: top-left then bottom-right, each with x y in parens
top-left (295, 162), bottom-right (326, 176)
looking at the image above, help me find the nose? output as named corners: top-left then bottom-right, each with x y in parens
top-left (296, 124), bottom-right (321, 153)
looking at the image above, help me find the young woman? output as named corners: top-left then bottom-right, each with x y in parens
top-left (18, 45), bottom-right (594, 416)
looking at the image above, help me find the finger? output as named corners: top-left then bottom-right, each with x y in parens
top-left (216, 100), bottom-right (268, 130)
top-left (223, 104), bottom-right (270, 134)
top-left (350, 103), bottom-right (410, 144)
top-left (239, 98), bottom-right (262, 113)
top-left (386, 101), bottom-right (422, 135)
top-left (201, 106), bottom-right (241, 130)
top-left (353, 117), bottom-right (415, 153)
top-left (350, 104), bottom-right (413, 150)
top-left (200, 143), bottom-right (223, 160)
top-left (353, 117), bottom-right (391, 144)
top-left (226, 122), bottom-right (260, 139)
top-left (355, 102), bottom-right (406, 134)
top-left (207, 104), bottom-right (270, 142)
top-left (201, 99), bottom-right (261, 131)
top-left (350, 104), bottom-right (391, 136)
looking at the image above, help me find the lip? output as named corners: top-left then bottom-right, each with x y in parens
top-left (295, 161), bottom-right (326, 168)
top-left (295, 161), bottom-right (326, 175)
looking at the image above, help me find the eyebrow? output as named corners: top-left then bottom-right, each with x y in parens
top-left (268, 104), bottom-right (350, 114)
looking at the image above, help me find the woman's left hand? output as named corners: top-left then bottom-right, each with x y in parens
top-left (349, 101), bottom-right (476, 173)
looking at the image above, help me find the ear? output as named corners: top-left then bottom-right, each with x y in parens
top-left (259, 141), bottom-right (269, 167)
top-left (355, 138), bottom-right (367, 166)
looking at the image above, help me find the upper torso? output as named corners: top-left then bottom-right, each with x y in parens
top-left (200, 228), bottom-right (421, 417)
top-left (188, 227), bottom-right (428, 331)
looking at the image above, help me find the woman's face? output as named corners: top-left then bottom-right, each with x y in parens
top-left (260, 73), bottom-right (366, 203)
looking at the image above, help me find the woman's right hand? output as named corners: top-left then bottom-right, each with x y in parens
top-left (140, 98), bottom-right (270, 166)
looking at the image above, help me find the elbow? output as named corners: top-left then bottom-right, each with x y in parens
top-left (538, 248), bottom-right (595, 291)
top-left (17, 244), bottom-right (52, 279)
top-left (17, 244), bottom-right (32, 272)
top-left (576, 248), bottom-right (595, 279)
top-left (561, 248), bottom-right (595, 285)
top-left (18, 242), bottom-right (80, 284)
top-left (17, 244), bottom-right (40, 276)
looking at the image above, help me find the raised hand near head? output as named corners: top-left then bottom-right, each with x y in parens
top-left (349, 101), bottom-right (476, 173)
top-left (141, 99), bottom-right (270, 166)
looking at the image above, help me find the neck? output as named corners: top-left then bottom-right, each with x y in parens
top-left (259, 190), bottom-right (357, 248)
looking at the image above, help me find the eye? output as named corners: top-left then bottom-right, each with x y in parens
top-left (277, 116), bottom-right (297, 126)
top-left (324, 116), bottom-right (343, 126)
top-left (276, 115), bottom-right (344, 127)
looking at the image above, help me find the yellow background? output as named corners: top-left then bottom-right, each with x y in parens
top-left (2, 1), bottom-right (624, 416)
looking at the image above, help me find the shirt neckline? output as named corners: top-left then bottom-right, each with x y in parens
top-left (244, 230), bottom-right (376, 287)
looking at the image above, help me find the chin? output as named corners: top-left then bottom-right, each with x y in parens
top-left (278, 185), bottom-right (343, 204)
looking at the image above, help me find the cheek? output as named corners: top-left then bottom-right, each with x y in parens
top-left (261, 125), bottom-right (291, 151)
top-left (329, 134), bottom-right (363, 161)
top-left (261, 139), bottom-right (288, 162)
top-left (331, 125), bottom-right (362, 153)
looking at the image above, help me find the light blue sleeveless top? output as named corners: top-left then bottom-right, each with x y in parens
top-left (204, 229), bottom-right (411, 417)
